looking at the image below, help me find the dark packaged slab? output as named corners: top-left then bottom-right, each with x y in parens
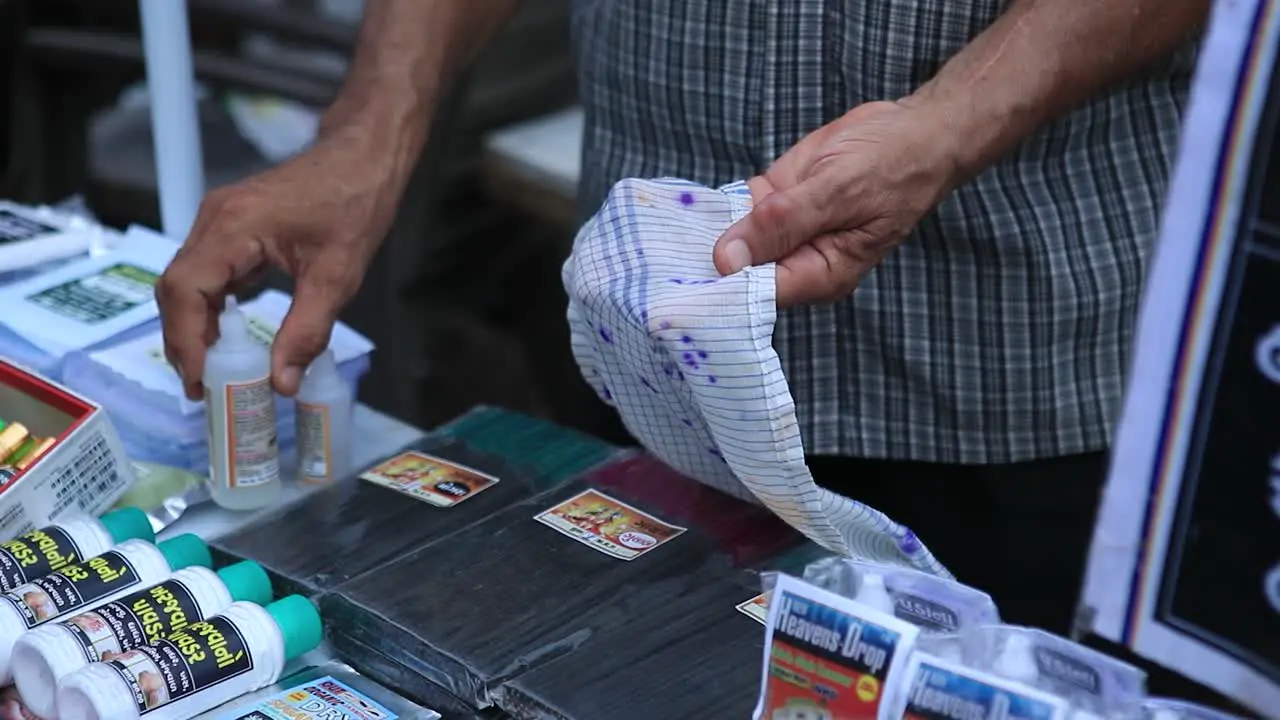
top-left (323, 453), bottom-right (806, 716)
top-left (210, 433), bottom-right (575, 596)
top-left (435, 405), bottom-right (619, 484)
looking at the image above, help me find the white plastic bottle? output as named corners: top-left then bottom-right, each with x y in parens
top-left (204, 296), bottom-right (282, 510)
top-left (295, 348), bottom-right (353, 485)
top-left (57, 595), bottom-right (324, 720)
top-left (12, 560), bottom-right (273, 719)
top-left (0, 533), bottom-right (210, 684)
top-left (0, 507), bottom-right (153, 592)
top-left (855, 572), bottom-right (897, 615)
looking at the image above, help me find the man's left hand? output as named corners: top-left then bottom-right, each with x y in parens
top-left (713, 99), bottom-right (960, 307)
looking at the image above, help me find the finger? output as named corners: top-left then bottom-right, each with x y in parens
top-left (270, 273), bottom-right (345, 396)
top-left (158, 237), bottom-right (265, 400)
top-left (774, 234), bottom-right (867, 308)
top-left (746, 175), bottom-right (775, 206)
top-left (713, 179), bottom-right (833, 276)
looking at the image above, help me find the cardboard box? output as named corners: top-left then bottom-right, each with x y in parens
top-left (0, 358), bottom-right (135, 539)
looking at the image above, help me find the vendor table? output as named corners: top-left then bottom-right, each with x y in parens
top-left (158, 403), bottom-right (425, 542)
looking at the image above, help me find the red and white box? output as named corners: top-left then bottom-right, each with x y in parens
top-left (0, 358), bottom-right (135, 539)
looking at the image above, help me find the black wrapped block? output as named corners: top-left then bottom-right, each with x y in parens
top-left (323, 453), bottom-right (807, 717)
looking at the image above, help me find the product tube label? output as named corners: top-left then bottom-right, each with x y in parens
top-left (0, 526), bottom-right (83, 591)
top-left (108, 615), bottom-right (254, 715)
top-left (60, 578), bottom-right (202, 662)
top-left (1, 550), bottom-right (139, 629)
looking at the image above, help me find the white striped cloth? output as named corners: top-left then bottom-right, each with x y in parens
top-left (563, 177), bottom-right (949, 576)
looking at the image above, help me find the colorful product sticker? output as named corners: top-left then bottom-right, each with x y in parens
top-left (756, 574), bottom-right (919, 720)
top-left (738, 592), bottom-right (772, 625)
top-left (360, 451), bottom-right (499, 507)
top-left (213, 676), bottom-right (398, 720)
top-left (900, 654), bottom-right (1070, 720)
top-left (534, 489), bottom-right (686, 561)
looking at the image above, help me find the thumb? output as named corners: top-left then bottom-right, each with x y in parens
top-left (271, 279), bottom-right (340, 396)
top-left (713, 180), bottom-right (830, 275)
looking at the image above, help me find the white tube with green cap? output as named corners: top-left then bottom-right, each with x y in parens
top-left (0, 507), bottom-right (154, 592)
top-left (57, 595), bottom-right (324, 720)
top-left (12, 560), bottom-right (274, 719)
top-left (0, 532), bottom-right (210, 684)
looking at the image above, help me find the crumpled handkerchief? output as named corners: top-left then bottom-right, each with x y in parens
top-left (563, 178), bottom-right (948, 576)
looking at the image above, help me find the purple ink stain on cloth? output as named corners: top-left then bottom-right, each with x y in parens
top-left (598, 326), bottom-right (614, 344)
top-left (898, 530), bottom-right (921, 555)
top-left (679, 192), bottom-right (696, 206)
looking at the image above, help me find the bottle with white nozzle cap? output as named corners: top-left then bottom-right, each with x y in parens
top-left (854, 572), bottom-right (897, 616)
top-left (57, 594), bottom-right (324, 720)
top-left (204, 295), bottom-right (282, 511)
top-left (0, 507), bottom-right (153, 593)
top-left (0, 533), bottom-right (211, 684)
top-left (12, 560), bottom-right (273, 719)
top-left (295, 348), bottom-right (353, 485)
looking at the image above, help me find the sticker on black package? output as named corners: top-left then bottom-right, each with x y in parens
top-left (60, 579), bottom-right (200, 662)
top-left (108, 616), bottom-right (253, 714)
top-left (0, 527), bottom-right (83, 591)
top-left (900, 654), bottom-right (1069, 720)
top-left (1, 551), bottom-right (138, 628)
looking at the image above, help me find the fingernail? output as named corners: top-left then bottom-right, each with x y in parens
top-left (724, 239), bottom-right (753, 274)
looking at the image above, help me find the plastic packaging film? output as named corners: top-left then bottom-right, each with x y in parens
top-left (210, 435), bottom-right (557, 596)
top-left (115, 461), bottom-right (209, 534)
top-left (322, 454), bottom-right (832, 719)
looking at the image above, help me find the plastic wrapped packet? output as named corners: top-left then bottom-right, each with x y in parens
top-left (193, 660), bottom-right (442, 720)
top-left (113, 461), bottom-right (210, 533)
top-left (893, 651), bottom-right (1071, 720)
top-left (804, 557), bottom-right (1001, 632)
top-left (1142, 698), bottom-right (1246, 720)
top-left (756, 573), bottom-right (921, 720)
top-left (933, 625), bottom-right (1147, 719)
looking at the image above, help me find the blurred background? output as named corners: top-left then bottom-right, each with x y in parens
top-left (0, 0), bottom-right (630, 440)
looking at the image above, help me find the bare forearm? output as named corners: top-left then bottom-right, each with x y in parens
top-left (911, 0), bottom-right (1210, 184)
top-left (320, 0), bottom-right (522, 183)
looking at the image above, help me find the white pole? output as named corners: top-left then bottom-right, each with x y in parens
top-left (139, 0), bottom-right (204, 240)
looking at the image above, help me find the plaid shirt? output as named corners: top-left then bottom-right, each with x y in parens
top-left (570, 0), bottom-right (1193, 464)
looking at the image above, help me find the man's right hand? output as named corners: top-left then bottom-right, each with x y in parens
top-left (157, 133), bottom-right (397, 401)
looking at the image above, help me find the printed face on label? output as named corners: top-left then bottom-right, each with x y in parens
top-left (21, 589), bottom-right (54, 621)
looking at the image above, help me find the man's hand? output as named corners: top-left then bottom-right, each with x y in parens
top-left (157, 133), bottom-right (394, 400)
top-left (712, 100), bottom-right (959, 307)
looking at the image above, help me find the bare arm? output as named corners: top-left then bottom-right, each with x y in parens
top-left (912, 0), bottom-right (1210, 183)
top-left (320, 0), bottom-right (524, 198)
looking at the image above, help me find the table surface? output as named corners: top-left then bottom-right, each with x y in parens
top-left (159, 403), bottom-right (426, 542)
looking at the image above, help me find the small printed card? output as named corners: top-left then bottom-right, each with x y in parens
top-left (736, 592), bottom-right (771, 625)
top-left (360, 451), bottom-right (499, 507)
top-left (0, 225), bottom-right (178, 355)
top-left (534, 489), bottom-right (686, 561)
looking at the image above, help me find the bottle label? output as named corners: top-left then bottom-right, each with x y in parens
top-left (1, 550), bottom-right (139, 629)
top-left (0, 526), bottom-right (83, 591)
top-left (212, 377), bottom-right (280, 489)
top-left (108, 615), bottom-right (254, 715)
top-left (211, 676), bottom-right (398, 720)
top-left (59, 578), bottom-right (201, 662)
top-left (296, 401), bottom-right (332, 484)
